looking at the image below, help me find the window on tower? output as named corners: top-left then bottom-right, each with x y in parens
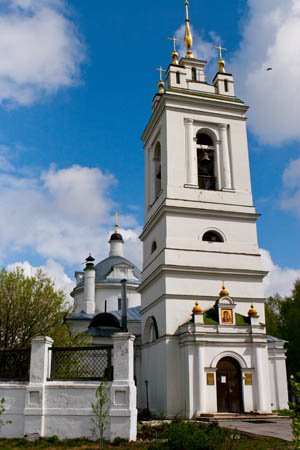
top-left (191, 67), bottom-right (197, 81)
top-left (196, 132), bottom-right (216, 190)
top-left (176, 71), bottom-right (181, 84)
top-left (154, 142), bottom-right (162, 200)
top-left (151, 241), bottom-right (157, 254)
top-left (202, 231), bottom-right (224, 243)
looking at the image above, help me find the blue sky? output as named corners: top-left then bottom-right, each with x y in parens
top-left (0, 0), bottom-right (299, 296)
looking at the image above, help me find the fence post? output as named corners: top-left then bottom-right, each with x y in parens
top-left (109, 333), bottom-right (137, 442)
top-left (24, 336), bottom-right (53, 438)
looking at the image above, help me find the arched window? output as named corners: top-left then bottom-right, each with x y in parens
top-left (191, 67), bottom-right (197, 81)
top-left (144, 316), bottom-right (159, 343)
top-left (151, 241), bottom-right (157, 254)
top-left (202, 230), bottom-right (224, 243)
top-left (154, 142), bottom-right (161, 199)
top-left (176, 72), bottom-right (181, 84)
top-left (196, 131), bottom-right (216, 190)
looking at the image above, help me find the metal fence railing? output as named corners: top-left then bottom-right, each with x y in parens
top-left (0, 348), bottom-right (31, 381)
top-left (48, 346), bottom-right (113, 381)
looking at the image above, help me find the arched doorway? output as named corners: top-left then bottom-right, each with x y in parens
top-left (216, 357), bottom-right (243, 413)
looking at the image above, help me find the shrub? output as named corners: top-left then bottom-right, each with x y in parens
top-left (164, 419), bottom-right (238, 450)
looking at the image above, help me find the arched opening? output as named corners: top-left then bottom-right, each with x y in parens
top-left (216, 357), bottom-right (244, 413)
top-left (196, 131), bottom-right (216, 190)
top-left (191, 67), bottom-right (197, 81)
top-left (202, 230), bottom-right (224, 243)
top-left (151, 241), bottom-right (157, 254)
top-left (144, 316), bottom-right (159, 343)
top-left (154, 142), bottom-right (161, 200)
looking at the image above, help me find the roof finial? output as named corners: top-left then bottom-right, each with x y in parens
top-left (184, 1), bottom-right (194, 59)
top-left (168, 36), bottom-right (179, 65)
top-left (219, 281), bottom-right (229, 297)
top-left (115, 211), bottom-right (119, 234)
top-left (156, 66), bottom-right (166, 94)
top-left (214, 43), bottom-right (227, 73)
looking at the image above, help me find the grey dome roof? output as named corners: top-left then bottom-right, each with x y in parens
top-left (94, 256), bottom-right (141, 283)
top-left (74, 255), bottom-right (141, 289)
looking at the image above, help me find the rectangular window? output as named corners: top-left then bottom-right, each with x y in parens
top-left (224, 80), bottom-right (229, 92)
top-left (118, 298), bottom-right (122, 310)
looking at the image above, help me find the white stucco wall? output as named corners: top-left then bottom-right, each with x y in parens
top-left (0, 335), bottom-right (137, 441)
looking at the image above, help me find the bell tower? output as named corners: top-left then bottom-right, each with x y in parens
top-left (139, 1), bottom-right (274, 418)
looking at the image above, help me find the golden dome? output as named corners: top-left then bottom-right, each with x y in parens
top-left (192, 301), bottom-right (202, 315)
top-left (219, 283), bottom-right (229, 297)
top-left (248, 304), bottom-right (258, 317)
top-left (157, 80), bottom-right (164, 95)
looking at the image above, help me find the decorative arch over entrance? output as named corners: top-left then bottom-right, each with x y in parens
top-left (216, 357), bottom-right (244, 413)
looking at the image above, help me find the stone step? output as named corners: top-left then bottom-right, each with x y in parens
top-left (196, 413), bottom-right (289, 422)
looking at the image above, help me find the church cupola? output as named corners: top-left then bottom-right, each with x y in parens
top-left (109, 213), bottom-right (124, 257)
top-left (212, 44), bottom-right (235, 96)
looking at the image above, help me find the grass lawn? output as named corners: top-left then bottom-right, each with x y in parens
top-left (0, 420), bottom-right (294, 450)
top-left (0, 434), bottom-right (293, 450)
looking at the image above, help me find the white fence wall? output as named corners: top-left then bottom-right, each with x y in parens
top-left (0, 334), bottom-right (137, 442)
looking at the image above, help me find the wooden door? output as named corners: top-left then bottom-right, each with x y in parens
top-left (216, 357), bottom-right (243, 413)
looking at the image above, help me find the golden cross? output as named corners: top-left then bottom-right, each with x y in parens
top-left (168, 36), bottom-right (178, 52)
top-left (156, 66), bottom-right (166, 82)
top-left (214, 43), bottom-right (227, 59)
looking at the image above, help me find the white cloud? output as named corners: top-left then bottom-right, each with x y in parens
top-left (261, 248), bottom-right (300, 297)
top-left (231, 0), bottom-right (300, 145)
top-left (280, 157), bottom-right (300, 217)
top-left (7, 259), bottom-right (75, 301)
top-left (0, 0), bottom-right (85, 106)
top-left (0, 163), bottom-right (142, 270)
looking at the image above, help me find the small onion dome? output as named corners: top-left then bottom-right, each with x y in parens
top-left (248, 304), bottom-right (258, 317)
top-left (192, 302), bottom-right (202, 315)
top-left (84, 254), bottom-right (95, 271)
top-left (219, 284), bottom-right (229, 297)
top-left (109, 232), bottom-right (124, 242)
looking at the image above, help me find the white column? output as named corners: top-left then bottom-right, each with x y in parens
top-left (110, 333), bottom-right (137, 442)
top-left (185, 118), bottom-right (197, 186)
top-left (184, 344), bottom-right (194, 418)
top-left (215, 140), bottom-right (221, 190)
top-left (83, 268), bottom-right (95, 314)
top-left (24, 336), bottom-right (53, 438)
top-left (254, 345), bottom-right (267, 412)
top-left (198, 345), bottom-right (206, 413)
top-left (219, 124), bottom-right (232, 189)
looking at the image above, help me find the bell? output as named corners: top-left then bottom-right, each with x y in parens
top-left (200, 151), bottom-right (210, 162)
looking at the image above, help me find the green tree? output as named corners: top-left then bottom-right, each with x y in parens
top-left (265, 279), bottom-right (300, 377)
top-left (91, 380), bottom-right (110, 449)
top-left (0, 267), bottom-right (79, 349)
top-left (265, 293), bottom-right (282, 337)
top-left (290, 374), bottom-right (300, 449)
top-left (280, 280), bottom-right (300, 376)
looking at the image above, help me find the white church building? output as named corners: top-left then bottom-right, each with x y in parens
top-left (68, 1), bottom-right (289, 419)
top-left (0, 3), bottom-right (290, 441)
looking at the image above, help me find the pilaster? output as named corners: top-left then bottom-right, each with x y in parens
top-left (24, 336), bottom-right (53, 438)
top-left (109, 333), bottom-right (137, 442)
